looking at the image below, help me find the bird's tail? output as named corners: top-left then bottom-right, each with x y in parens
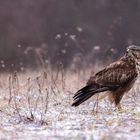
top-left (72, 84), bottom-right (109, 107)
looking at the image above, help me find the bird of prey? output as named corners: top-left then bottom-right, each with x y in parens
top-left (72, 45), bottom-right (140, 110)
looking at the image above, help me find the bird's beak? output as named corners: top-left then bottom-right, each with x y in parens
top-left (126, 48), bottom-right (130, 53)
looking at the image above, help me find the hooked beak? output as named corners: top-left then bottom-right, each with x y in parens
top-left (126, 48), bottom-right (130, 53)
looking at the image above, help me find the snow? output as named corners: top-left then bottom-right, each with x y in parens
top-left (0, 72), bottom-right (140, 140)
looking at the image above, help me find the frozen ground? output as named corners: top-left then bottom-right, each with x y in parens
top-left (0, 72), bottom-right (140, 140)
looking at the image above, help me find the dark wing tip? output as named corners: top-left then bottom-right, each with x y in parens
top-left (72, 102), bottom-right (78, 107)
top-left (72, 98), bottom-right (84, 107)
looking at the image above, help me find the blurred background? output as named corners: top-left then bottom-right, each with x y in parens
top-left (0, 0), bottom-right (140, 71)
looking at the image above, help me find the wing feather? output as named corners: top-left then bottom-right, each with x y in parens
top-left (72, 55), bottom-right (138, 107)
top-left (87, 57), bottom-right (137, 87)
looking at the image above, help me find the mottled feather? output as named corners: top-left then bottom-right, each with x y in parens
top-left (72, 45), bottom-right (140, 109)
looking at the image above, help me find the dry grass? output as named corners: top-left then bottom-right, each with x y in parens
top-left (0, 68), bottom-right (140, 140)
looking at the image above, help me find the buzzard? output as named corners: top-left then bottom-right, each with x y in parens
top-left (72, 45), bottom-right (140, 110)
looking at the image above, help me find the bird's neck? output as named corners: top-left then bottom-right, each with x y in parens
top-left (135, 59), bottom-right (140, 74)
top-left (125, 53), bottom-right (140, 74)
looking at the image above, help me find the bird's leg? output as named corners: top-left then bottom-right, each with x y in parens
top-left (114, 93), bottom-right (124, 112)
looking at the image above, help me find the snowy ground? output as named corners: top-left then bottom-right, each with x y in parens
top-left (0, 71), bottom-right (140, 140)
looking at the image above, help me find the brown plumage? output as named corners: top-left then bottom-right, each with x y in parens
top-left (72, 45), bottom-right (140, 110)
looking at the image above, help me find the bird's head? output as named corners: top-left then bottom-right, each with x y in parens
top-left (126, 45), bottom-right (140, 60)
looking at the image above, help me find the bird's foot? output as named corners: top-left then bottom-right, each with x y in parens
top-left (116, 108), bottom-right (124, 113)
top-left (115, 104), bottom-right (124, 113)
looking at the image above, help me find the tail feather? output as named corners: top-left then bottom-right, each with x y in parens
top-left (73, 85), bottom-right (97, 99)
top-left (72, 85), bottom-right (109, 107)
